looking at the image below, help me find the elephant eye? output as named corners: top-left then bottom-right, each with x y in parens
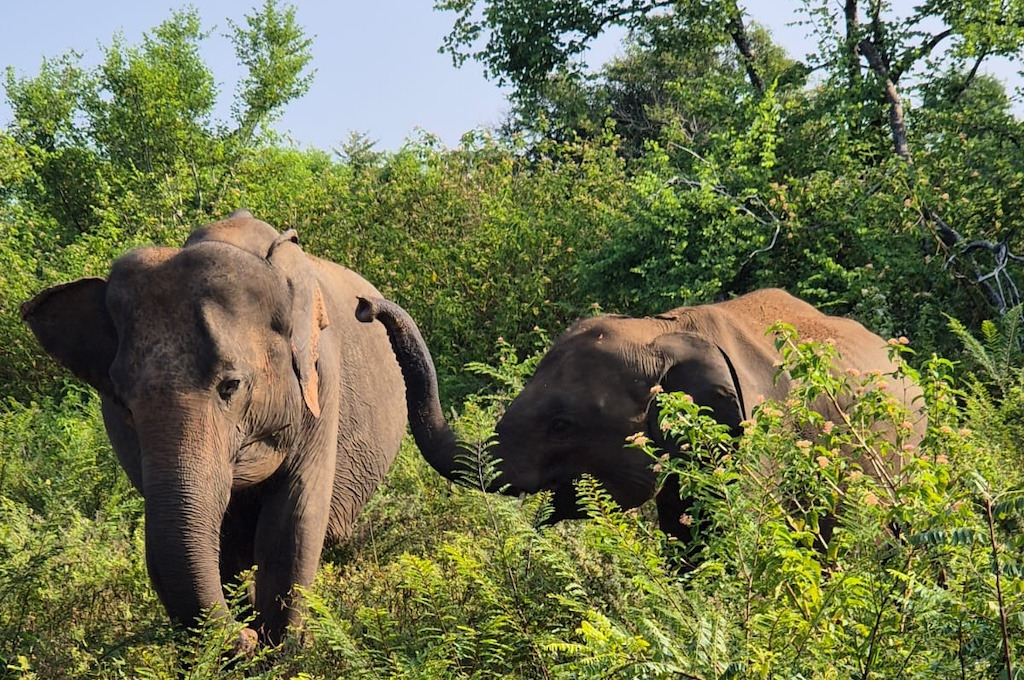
top-left (549, 416), bottom-right (573, 437)
top-left (217, 378), bottom-right (242, 402)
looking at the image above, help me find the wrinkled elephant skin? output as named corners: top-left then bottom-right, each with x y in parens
top-left (22, 211), bottom-right (406, 646)
top-left (357, 288), bottom-right (925, 544)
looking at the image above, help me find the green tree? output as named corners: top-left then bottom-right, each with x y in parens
top-left (439, 0), bottom-right (1024, 356)
top-left (436, 0), bottom-right (769, 100)
top-left (504, 15), bottom-right (802, 158)
top-left (4, 0), bottom-right (313, 239)
top-left (1, 1), bottom-right (314, 403)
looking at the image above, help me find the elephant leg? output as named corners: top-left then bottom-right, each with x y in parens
top-left (655, 475), bottom-right (700, 544)
top-left (250, 454), bottom-right (336, 645)
top-left (655, 474), bottom-right (718, 572)
top-left (219, 492), bottom-right (260, 612)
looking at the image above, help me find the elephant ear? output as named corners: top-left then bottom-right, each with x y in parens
top-left (266, 230), bottom-right (329, 418)
top-left (20, 278), bottom-right (118, 395)
top-left (649, 331), bottom-right (746, 435)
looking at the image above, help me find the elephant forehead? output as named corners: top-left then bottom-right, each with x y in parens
top-left (110, 243), bottom-right (287, 314)
top-left (106, 245), bottom-right (289, 386)
top-left (539, 325), bottom-right (654, 388)
top-left (522, 355), bottom-right (651, 420)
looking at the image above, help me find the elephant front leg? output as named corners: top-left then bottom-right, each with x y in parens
top-left (250, 473), bottom-right (334, 645)
top-left (219, 493), bottom-right (260, 613)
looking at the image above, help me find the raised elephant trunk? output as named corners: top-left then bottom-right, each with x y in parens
top-left (355, 297), bottom-right (468, 483)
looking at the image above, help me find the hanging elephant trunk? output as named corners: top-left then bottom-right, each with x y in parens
top-left (133, 401), bottom-right (235, 633)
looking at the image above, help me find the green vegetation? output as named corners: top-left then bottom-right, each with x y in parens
top-left (2, 1), bottom-right (1024, 677)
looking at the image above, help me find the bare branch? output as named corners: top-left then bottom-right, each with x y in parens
top-left (726, 4), bottom-right (763, 94)
top-left (859, 39), bottom-right (912, 163)
top-left (942, 225), bottom-right (1024, 314)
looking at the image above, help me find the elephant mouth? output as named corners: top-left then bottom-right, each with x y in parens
top-left (495, 471), bottom-right (558, 496)
top-left (239, 423), bottom-right (291, 450)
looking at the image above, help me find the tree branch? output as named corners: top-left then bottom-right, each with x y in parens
top-left (859, 39), bottom-right (912, 163)
top-left (844, 0), bottom-right (861, 86)
top-left (892, 28), bottom-right (954, 82)
top-left (950, 48), bottom-right (990, 104)
top-left (726, 5), bottom-right (763, 94)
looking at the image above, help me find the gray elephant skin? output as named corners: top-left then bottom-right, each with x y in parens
top-left (22, 211), bottom-right (406, 646)
top-left (357, 288), bottom-right (924, 546)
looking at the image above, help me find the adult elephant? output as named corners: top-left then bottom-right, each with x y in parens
top-left (22, 212), bottom-right (406, 648)
top-left (356, 288), bottom-right (924, 543)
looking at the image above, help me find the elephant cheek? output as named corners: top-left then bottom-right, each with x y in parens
top-left (232, 441), bottom-right (287, 489)
top-left (100, 398), bottom-right (144, 492)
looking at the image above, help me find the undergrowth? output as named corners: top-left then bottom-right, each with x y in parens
top-left (1, 324), bottom-right (1022, 678)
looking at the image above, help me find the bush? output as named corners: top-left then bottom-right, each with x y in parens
top-left (1, 319), bottom-right (1023, 678)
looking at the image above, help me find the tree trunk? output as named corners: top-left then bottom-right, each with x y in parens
top-left (859, 39), bottom-right (912, 164)
top-left (725, 4), bottom-right (763, 94)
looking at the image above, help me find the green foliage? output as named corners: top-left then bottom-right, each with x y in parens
top-left (463, 330), bottom-right (548, 405)
top-left (948, 305), bottom-right (1024, 395)
top-left (4, 0), bottom-right (313, 240)
top-left (946, 305), bottom-right (1024, 466)
top-left (4, 328), bottom-right (1023, 678)
top-left (228, 0), bottom-right (315, 139)
top-left (0, 396), bottom-right (156, 678)
top-left (95, 10), bottom-right (218, 178)
top-left (438, 0), bottom-right (1024, 365)
top-left (295, 131), bottom-right (628, 398)
top-left (630, 332), bottom-right (1022, 678)
top-left (6, 1), bottom-right (1024, 677)
top-left (504, 11), bottom-right (801, 159)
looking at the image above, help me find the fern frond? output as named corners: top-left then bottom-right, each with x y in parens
top-left (948, 315), bottom-right (1001, 385)
top-left (992, 489), bottom-right (1024, 518)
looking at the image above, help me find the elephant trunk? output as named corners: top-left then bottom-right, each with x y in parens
top-left (137, 409), bottom-right (235, 635)
top-left (356, 297), bottom-right (469, 483)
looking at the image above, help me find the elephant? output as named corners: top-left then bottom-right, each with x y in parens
top-left (21, 211), bottom-right (407, 648)
top-left (183, 208), bottom-right (280, 253)
top-left (356, 288), bottom-right (925, 547)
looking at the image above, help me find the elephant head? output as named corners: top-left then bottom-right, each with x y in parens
top-left (356, 297), bottom-right (748, 527)
top-left (357, 289), bottom-right (923, 541)
top-left (183, 208), bottom-right (281, 254)
top-left (22, 226), bottom-right (331, 644)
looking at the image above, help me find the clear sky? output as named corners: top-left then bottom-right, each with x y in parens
top-left (1, 2), bottom-right (1019, 153)
top-left (0, 0), bottom-right (518, 152)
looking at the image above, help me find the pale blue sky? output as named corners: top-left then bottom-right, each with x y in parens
top-left (1, 1), bottom-right (517, 151)
top-left (1, 2), bottom-right (1020, 152)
